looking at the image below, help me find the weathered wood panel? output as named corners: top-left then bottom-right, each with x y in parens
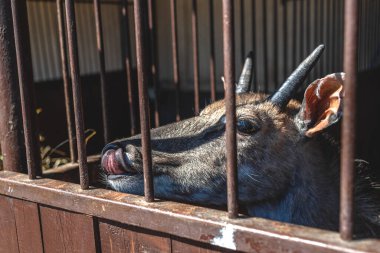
top-left (99, 219), bottom-right (171, 253)
top-left (0, 195), bottom-right (19, 253)
top-left (171, 237), bottom-right (227, 253)
top-left (39, 205), bottom-right (97, 253)
top-left (12, 198), bottom-right (44, 253)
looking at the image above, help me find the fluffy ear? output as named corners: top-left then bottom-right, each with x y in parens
top-left (295, 73), bottom-right (345, 137)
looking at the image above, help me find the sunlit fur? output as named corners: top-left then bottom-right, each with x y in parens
top-left (103, 93), bottom-right (380, 237)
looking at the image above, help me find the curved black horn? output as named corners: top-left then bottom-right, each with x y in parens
top-left (268, 45), bottom-right (325, 108)
top-left (236, 51), bottom-right (254, 93)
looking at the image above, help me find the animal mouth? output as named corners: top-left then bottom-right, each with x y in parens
top-left (101, 148), bottom-right (138, 175)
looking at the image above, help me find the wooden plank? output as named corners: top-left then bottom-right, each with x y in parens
top-left (39, 205), bottom-right (97, 253)
top-left (99, 219), bottom-right (171, 253)
top-left (171, 237), bottom-right (231, 253)
top-left (12, 198), bottom-right (44, 253)
top-left (0, 195), bottom-right (19, 253)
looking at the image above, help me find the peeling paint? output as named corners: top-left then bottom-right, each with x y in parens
top-left (210, 224), bottom-right (236, 250)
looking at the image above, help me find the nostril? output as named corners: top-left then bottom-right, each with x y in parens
top-left (101, 142), bottom-right (123, 156)
top-left (124, 144), bottom-right (141, 162)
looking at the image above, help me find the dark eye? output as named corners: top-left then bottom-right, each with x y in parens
top-left (237, 118), bottom-right (260, 134)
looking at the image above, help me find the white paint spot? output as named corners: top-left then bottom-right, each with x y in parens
top-left (7, 186), bottom-right (13, 193)
top-left (211, 224), bottom-right (236, 250)
top-left (102, 205), bottom-right (106, 212)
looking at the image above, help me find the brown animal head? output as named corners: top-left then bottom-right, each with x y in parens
top-left (101, 46), bottom-right (379, 235)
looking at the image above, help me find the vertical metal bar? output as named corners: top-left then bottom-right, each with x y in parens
top-left (65, 0), bottom-right (89, 189)
top-left (147, 0), bottom-right (160, 127)
top-left (0, 0), bottom-right (26, 173)
top-left (223, 0), bottom-right (238, 219)
top-left (94, 0), bottom-right (110, 144)
top-left (262, 0), bottom-right (268, 92)
top-left (121, 0), bottom-right (137, 136)
top-left (192, 0), bottom-right (200, 115)
top-left (282, 0), bottom-right (288, 81)
top-left (11, 0), bottom-right (41, 179)
top-left (292, 0), bottom-right (297, 70)
top-left (133, 0), bottom-right (154, 202)
top-left (252, 0), bottom-right (258, 91)
top-left (340, 0), bottom-right (358, 241)
top-left (170, 0), bottom-right (180, 121)
top-left (57, 0), bottom-right (77, 163)
top-left (209, 0), bottom-right (216, 102)
top-left (273, 0), bottom-right (279, 88)
top-left (306, 0), bottom-right (311, 54)
top-left (240, 0), bottom-right (245, 65)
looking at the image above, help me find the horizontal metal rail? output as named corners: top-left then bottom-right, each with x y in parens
top-left (0, 171), bottom-right (379, 253)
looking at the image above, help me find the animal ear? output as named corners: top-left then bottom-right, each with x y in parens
top-left (295, 73), bottom-right (345, 137)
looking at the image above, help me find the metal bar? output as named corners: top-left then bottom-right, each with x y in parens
top-left (11, 0), bottom-right (41, 179)
top-left (209, 0), bottom-right (216, 102)
top-left (147, 0), bottom-right (160, 127)
top-left (273, 0), bottom-right (279, 88)
top-left (252, 0), bottom-right (258, 91)
top-left (65, 0), bottom-right (89, 189)
top-left (262, 0), bottom-right (268, 92)
top-left (282, 0), bottom-right (288, 82)
top-left (94, 0), bottom-right (110, 144)
top-left (170, 0), bottom-right (180, 121)
top-left (133, 0), bottom-right (154, 202)
top-left (340, 0), bottom-right (358, 241)
top-left (222, 0), bottom-right (238, 219)
top-left (192, 0), bottom-right (200, 115)
top-left (121, 0), bottom-right (137, 136)
top-left (57, 0), bottom-right (77, 163)
top-left (0, 0), bottom-right (26, 173)
top-left (240, 0), bottom-right (245, 65)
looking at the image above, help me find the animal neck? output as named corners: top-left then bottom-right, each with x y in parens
top-left (246, 142), bottom-right (340, 230)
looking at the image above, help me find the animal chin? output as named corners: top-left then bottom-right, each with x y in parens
top-left (101, 148), bottom-right (137, 176)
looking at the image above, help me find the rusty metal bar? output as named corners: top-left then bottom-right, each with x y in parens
top-left (240, 0), bottom-right (245, 65)
top-left (57, 0), bottom-right (77, 163)
top-left (223, 0), bottom-right (238, 219)
top-left (252, 0), bottom-right (257, 91)
top-left (147, 0), bottom-right (160, 127)
top-left (262, 0), bottom-right (268, 92)
top-left (340, 0), bottom-right (358, 241)
top-left (121, 0), bottom-right (137, 136)
top-left (0, 0), bottom-right (26, 173)
top-left (273, 0), bottom-right (279, 88)
top-left (11, 0), bottom-right (41, 179)
top-left (65, 0), bottom-right (89, 189)
top-left (170, 0), bottom-right (180, 121)
top-left (209, 0), bottom-right (216, 102)
top-left (133, 0), bottom-right (154, 202)
top-left (283, 0), bottom-right (288, 80)
top-left (94, 0), bottom-right (110, 144)
top-left (192, 0), bottom-right (200, 115)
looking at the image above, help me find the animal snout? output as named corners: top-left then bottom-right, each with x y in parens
top-left (101, 143), bottom-right (142, 175)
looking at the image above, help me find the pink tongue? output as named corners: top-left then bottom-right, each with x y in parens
top-left (103, 150), bottom-right (125, 175)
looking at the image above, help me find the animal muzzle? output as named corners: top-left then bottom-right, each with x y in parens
top-left (101, 143), bottom-right (141, 175)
